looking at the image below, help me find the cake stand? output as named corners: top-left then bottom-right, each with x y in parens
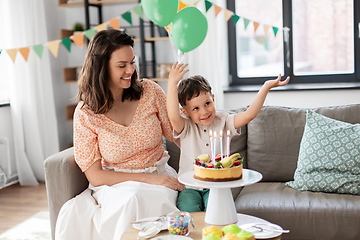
top-left (178, 169), bottom-right (262, 225)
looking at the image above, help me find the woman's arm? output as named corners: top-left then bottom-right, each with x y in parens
top-left (234, 74), bottom-right (290, 129)
top-left (84, 160), bottom-right (185, 191)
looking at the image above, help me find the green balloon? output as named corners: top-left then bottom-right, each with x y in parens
top-left (141, 0), bottom-right (178, 27)
top-left (171, 7), bottom-right (208, 53)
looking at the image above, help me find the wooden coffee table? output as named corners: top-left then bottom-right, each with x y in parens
top-left (122, 211), bottom-right (282, 240)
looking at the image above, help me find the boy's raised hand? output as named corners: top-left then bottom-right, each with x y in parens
top-left (168, 62), bottom-right (189, 85)
top-left (264, 74), bottom-right (290, 89)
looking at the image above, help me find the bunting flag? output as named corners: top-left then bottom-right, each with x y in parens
top-left (178, 0), bottom-right (187, 12)
top-left (253, 22), bottom-right (260, 32)
top-left (273, 26), bottom-right (279, 36)
top-left (71, 33), bottom-right (84, 49)
top-left (122, 12), bottom-right (132, 25)
top-left (263, 24), bottom-right (270, 36)
top-left (94, 23), bottom-right (107, 32)
top-left (133, 3), bottom-right (144, 20)
top-left (19, 47), bottom-right (30, 61)
top-left (164, 23), bottom-right (172, 34)
top-left (214, 4), bottom-right (222, 17)
top-left (61, 37), bottom-right (72, 52)
top-left (47, 40), bottom-right (60, 58)
top-left (205, 0), bottom-right (212, 12)
top-left (224, 9), bottom-right (233, 22)
top-left (232, 14), bottom-right (240, 26)
top-left (1, 0), bottom-right (284, 64)
top-left (243, 18), bottom-right (251, 29)
top-left (33, 44), bottom-right (44, 59)
top-left (84, 28), bottom-right (97, 40)
top-left (109, 18), bottom-right (120, 30)
top-left (7, 49), bottom-right (18, 63)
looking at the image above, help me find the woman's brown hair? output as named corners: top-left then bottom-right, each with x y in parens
top-left (76, 29), bottom-right (142, 114)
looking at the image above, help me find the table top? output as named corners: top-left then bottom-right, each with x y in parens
top-left (178, 169), bottom-right (263, 189)
top-left (122, 212), bottom-right (281, 240)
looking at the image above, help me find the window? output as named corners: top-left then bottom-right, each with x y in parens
top-left (227, 0), bottom-right (360, 86)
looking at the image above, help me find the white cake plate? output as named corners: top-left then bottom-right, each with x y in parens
top-left (178, 169), bottom-right (262, 225)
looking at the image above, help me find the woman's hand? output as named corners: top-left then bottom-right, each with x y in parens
top-left (264, 74), bottom-right (290, 89)
top-left (168, 62), bottom-right (189, 86)
top-left (147, 174), bottom-right (186, 191)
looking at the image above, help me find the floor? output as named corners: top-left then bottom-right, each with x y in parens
top-left (0, 182), bottom-right (48, 234)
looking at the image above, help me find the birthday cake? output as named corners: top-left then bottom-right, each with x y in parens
top-left (194, 153), bottom-right (243, 182)
top-left (202, 224), bottom-right (255, 240)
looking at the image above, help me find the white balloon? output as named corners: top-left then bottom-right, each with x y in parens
top-left (180, 0), bottom-right (198, 4)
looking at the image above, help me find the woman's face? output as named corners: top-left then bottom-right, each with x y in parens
top-left (108, 45), bottom-right (136, 92)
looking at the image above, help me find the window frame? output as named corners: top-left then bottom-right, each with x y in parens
top-left (227, 0), bottom-right (360, 87)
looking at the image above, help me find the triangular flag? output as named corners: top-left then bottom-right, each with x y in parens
top-left (122, 11), bottom-right (132, 25)
top-left (224, 9), bottom-right (233, 22)
top-left (272, 26), bottom-right (279, 36)
top-left (62, 37), bottom-right (72, 52)
top-left (33, 44), bottom-right (44, 59)
top-left (232, 14), bottom-right (240, 27)
top-left (95, 23), bottom-right (107, 32)
top-left (133, 3), bottom-right (144, 20)
top-left (109, 18), bottom-right (120, 30)
top-left (253, 22), bottom-right (260, 33)
top-left (164, 23), bottom-right (172, 34)
top-left (214, 4), bottom-right (222, 17)
top-left (178, 0), bottom-right (187, 12)
top-left (205, 0), bottom-right (212, 12)
top-left (6, 49), bottom-right (18, 63)
top-left (263, 25), bottom-right (270, 36)
top-left (243, 18), bottom-right (251, 29)
top-left (47, 40), bottom-right (60, 58)
top-left (19, 47), bottom-right (30, 61)
top-left (84, 28), bottom-right (97, 40)
top-left (71, 33), bottom-right (84, 48)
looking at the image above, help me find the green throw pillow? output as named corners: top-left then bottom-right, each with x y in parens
top-left (286, 110), bottom-right (360, 195)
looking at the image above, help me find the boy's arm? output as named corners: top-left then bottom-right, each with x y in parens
top-left (166, 62), bottom-right (189, 134)
top-left (234, 74), bottom-right (290, 129)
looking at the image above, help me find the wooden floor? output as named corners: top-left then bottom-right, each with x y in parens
top-left (0, 182), bottom-right (48, 234)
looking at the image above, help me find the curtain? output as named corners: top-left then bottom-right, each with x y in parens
top-left (183, 0), bottom-right (229, 110)
top-left (0, 0), bottom-right (59, 185)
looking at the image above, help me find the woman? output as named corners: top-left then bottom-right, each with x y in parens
top-left (55, 29), bottom-right (185, 239)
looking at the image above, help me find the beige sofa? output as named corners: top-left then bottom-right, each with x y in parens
top-left (44, 104), bottom-right (360, 240)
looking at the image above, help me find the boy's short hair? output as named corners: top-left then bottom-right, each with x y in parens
top-left (177, 75), bottom-right (212, 107)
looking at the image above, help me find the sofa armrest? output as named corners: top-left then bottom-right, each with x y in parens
top-left (44, 147), bottom-right (88, 240)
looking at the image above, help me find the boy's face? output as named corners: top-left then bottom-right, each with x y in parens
top-left (181, 91), bottom-right (216, 126)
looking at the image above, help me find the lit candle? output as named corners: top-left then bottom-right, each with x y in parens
top-left (209, 130), bottom-right (214, 163)
top-left (227, 130), bottom-right (230, 157)
top-left (213, 131), bottom-right (217, 164)
top-left (220, 130), bottom-right (223, 160)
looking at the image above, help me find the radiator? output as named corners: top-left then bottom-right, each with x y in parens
top-left (0, 137), bottom-right (18, 189)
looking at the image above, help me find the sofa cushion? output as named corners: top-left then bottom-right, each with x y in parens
top-left (246, 106), bottom-right (306, 182)
top-left (246, 104), bottom-right (360, 182)
top-left (286, 110), bottom-right (360, 194)
top-left (235, 182), bottom-right (360, 240)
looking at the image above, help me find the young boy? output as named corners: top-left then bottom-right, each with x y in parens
top-left (167, 62), bottom-right (290, 212)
